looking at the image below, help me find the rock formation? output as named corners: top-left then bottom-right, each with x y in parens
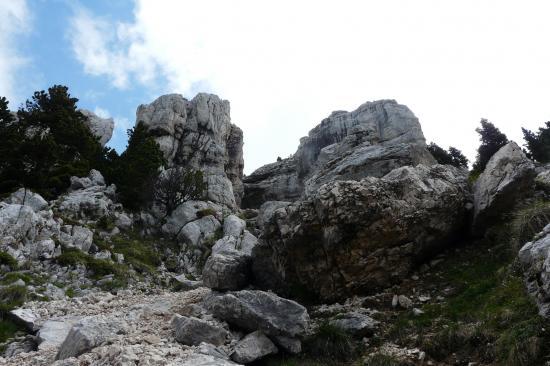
top-left (242, 99), bottom-right (435, 208)
top-left (253, 164), bottom-right (470, 301)
top-left (136, 93), bottom-right (244, 208)
top-left (80, 109), bottom-right (114, 147)
top-left (473, 141), bottom-right (536, 234)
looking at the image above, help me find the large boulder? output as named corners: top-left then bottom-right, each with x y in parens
top-left (242, 99), bottom-right (435, 208)
top-left (136, 93), bottom-right (244, 208)
top-left (203, 290), bottom-right (310, 349)
top-left (473, 142), bottom-right (536, 234)
top-left (55, 315), bottom-right (127, 360)
top-left (80, 109), bottom-right (115, 147)
top-left (5, 188), bottom-right (48, 212)
top-left (254, 164), bottom-right (470, 301)
top-left (172, 315), bottom-right (229, 346)
top-left (519, 225), bottom-right (550, 318)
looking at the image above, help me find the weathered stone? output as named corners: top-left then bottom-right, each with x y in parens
top-left (243, 99), bottom-right (435, 208)
top-left (56, 315), bottom-right (127, 360)
top-left (137, 93), bottom-right (244, 208)
top-left (202, 253), bottom-right (249, 291)
top-left (2, 336), bottom-right (36, 358)
top-left (329, 312), bottom-right (379, 337)
top-left (223, 215), bottom-right (245, 238)
top-left (231, 331), bottom-right (278, 363)
top-left (203, 290), bottom-right (309, 340)
top-left (37, 318), bottom-right (81, 350)
top-left (9, 308), bottom-right (39, 332)
top-left (254, 164), bottom-right (470, 301)
top-left (519, 226), bottom-right (550, 318)
top-left (174, 354), bottom-right (241, 366)
top-left (172, 315), bottom-right (228, 346)
top-left (6, 188), bottom-right (48, 212)
top-left (473, 142), bottom-right (536, 234)
top-left (80, 109), bottom-right (114, 147)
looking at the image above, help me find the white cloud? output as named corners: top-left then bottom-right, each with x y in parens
top-left (69, 0), bottom-right (550, 172)
top-left (0, 0), bottom-right (30, 105)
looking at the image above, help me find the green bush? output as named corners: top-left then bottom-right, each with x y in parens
top-left (0, 285), bottom-right (27, 316)
top-left (509, 201), bottom-right (550, 251)
top-left (0, 251), bottom-right (17, 270)
top-left (96, 214), bottom-right (116, 231)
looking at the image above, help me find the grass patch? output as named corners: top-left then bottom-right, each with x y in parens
top-left (509, 200), bottom-right (550, 251)
top-left (56, 247), bottom-right (128, 285)
top-left (303, 323), bottom-right (358, 362)
top-left (388, 237), bottom-right (550, 366)
top-left (96, 214), bottom-right (116, 231)
top-left (0, 272), bottom-right (33, 286)
top-left (0, 285), bottom-right (27, 316)
top-left (363, 354), bottom-right (403, 366)
top-left (108, 231), bottom-right (162, 274)
top-left (0, 319), bottom-right (24, 344)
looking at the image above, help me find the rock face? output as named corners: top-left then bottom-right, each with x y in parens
top-left (80, 109), bottom-right (114, 147)
top-left (473, 142), bottom-right (536, 234)
top-left (136, 93), bottom-right (244, 208)
top-left (254, 164), bottom-right (470, 301)
top-left (519, 225), bottom-right (550, 318)
top-left (243, 100), bottom-right (435, 208)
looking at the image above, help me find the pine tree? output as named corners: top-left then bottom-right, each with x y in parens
top-left (522, 122), bottom-right (550, 163)
top-left (448, 147), bottom-right (469, 168)
top-left (472, 119), bottom-right (508, 174)
top-left (428, 143), bottom-right (468, 168)
top-left (111, 122), bottom-right (165, 211)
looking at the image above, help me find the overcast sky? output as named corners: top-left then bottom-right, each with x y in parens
top-left (2, 0), bottom-right (550, 173)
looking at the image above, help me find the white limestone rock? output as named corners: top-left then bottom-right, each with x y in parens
top-left (80, 109), bottom-right (114, 147)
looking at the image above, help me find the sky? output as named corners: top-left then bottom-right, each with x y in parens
top-left (1, 0), bottom-right (550, 174)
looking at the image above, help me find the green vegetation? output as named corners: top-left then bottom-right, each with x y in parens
top-left (509, 200), bottom-right (550, 252)
top-left (523, 121), bottom-right (550, 163)
top-left (0, 251), bottom-right (17, 269)
top-left (427, 142), bottom-right (469, 168)
top-left (56, 247), bottom-right (128, 286)
top-left (0, 285), bottom-right (27, 316)
top-left (304, 323), bottom-right (358, 362)
top-left (363, 354), bottom-right (402, 366)
top-left (387, 230), bottom-right (549, 365)
top-left (154, 168), bottom-right (207, 215)
top-left (471, 118), bottom-right (509, 175)
top-left (96, 214), bottom-right (116, 231)
top-left (196, 208), bottom-right (217, 218)
top-left (0, 86), bottom-right (108, 199)
top-left (108, 122), bottom-right (165, 211)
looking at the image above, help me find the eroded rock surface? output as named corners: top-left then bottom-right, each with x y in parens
top-left (137, 93), bottom-right (244, 208)
top-left (254, 164), bottom-right (470, 301)
top-left (243, 99), bottom-right (435, 208)
top-left (80, 109), bottom-right (114, 147)
top-left (473, 142), bottom-right (536, 234)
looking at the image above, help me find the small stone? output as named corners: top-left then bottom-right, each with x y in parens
top-left (412, 308), bottom-right (424, 316)
top-left (398, 295), bottom-right (413, 309)
top-left (392, 295), bottom-right (399, 308)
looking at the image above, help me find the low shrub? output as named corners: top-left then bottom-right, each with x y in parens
top-left (303, 323), bottom-right (357, 362)
top-left (0, 251), bottom-right (17, 270)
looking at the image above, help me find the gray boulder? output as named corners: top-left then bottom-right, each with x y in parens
top-left (9, 308), bottom-right (39, 332)
top-left (202, 253), bottom-right (250, 291)
top-left (231, 331), bottom-right (278, 363)
top-left (203, 290), bottom-right (310, 342)
top-left (56, 315), bottom-right (127, 360)
top-left (6, 188), bottom-right (48, 212)
top-left (80, 109), bottom-right (114, 147)
top-left (37, 318), bottom-right (81, 350)
top-left (58, 225), bottom-right (93, 253)
top-left (172, 315), bottom-right (228, 346)
top-left (255, 164), bottom-right (470, 301)
top-left (473, 142), bottom-right (536, 234)
top-left (329, 312), bottom-right (379, 337)
top-left (223, 215), bottom-right (246, 238)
